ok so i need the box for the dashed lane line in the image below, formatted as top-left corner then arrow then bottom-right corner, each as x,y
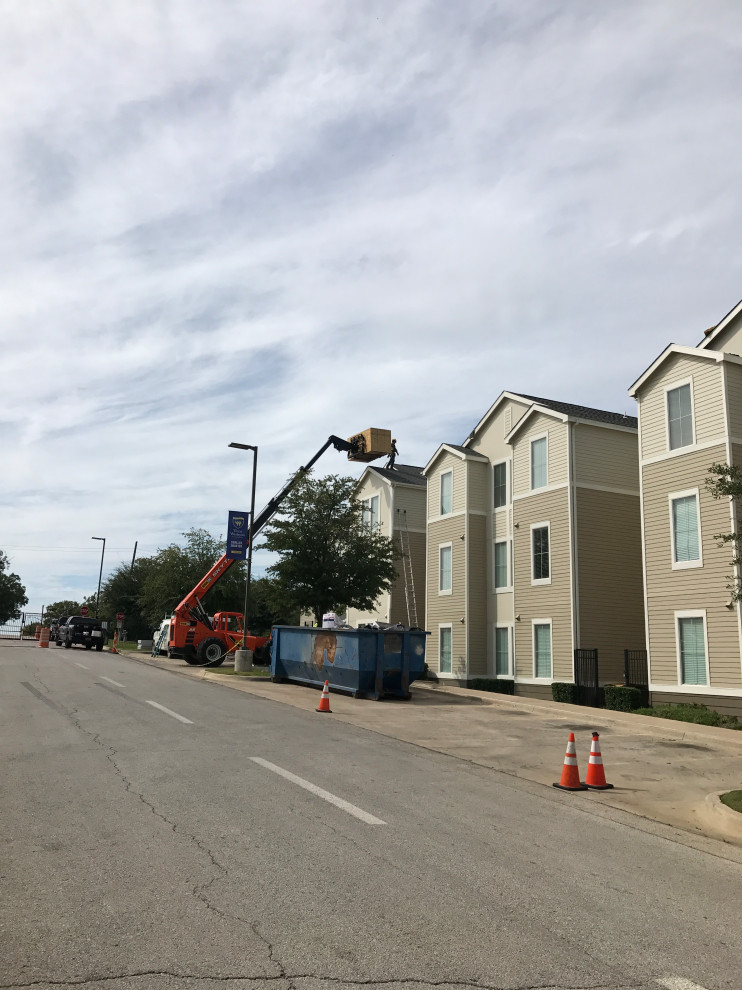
101,676 -> 125,688
250,756 -> 387,825
144,700 -> 193,724
74,662 -> 89,669
656,978 -> 711,990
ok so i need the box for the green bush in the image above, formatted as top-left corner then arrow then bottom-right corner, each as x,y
635,702 -> 742,729
467,678 -> 515,695
552,682 -> 579,704
604,684 -> 645,712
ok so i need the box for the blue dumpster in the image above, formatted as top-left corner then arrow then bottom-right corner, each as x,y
270,625 -> 428,699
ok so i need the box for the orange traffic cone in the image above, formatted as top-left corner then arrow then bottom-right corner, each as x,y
585,731 -> 613,790
553,731 -> 587,791
316,679 -> 332,713
111,631 -> 118,655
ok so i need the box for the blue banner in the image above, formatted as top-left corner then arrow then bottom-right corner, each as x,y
226,510 -> 250,560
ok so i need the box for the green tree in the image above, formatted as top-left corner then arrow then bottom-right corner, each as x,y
706,462 -> 742,600
0,552 -> 28,625
43,600 -> 82,624
245,576 -> 301,636
260,474 -> 399,622
99,559 -> 153,639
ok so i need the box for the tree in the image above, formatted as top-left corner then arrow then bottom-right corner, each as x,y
43,600 -> 82,625
246,576 -> 301,635
260,474 -> 399,622
706,462 -> 742,600
0,552 -> 28,625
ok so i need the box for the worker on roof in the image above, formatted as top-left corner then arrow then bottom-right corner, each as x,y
386,438 -> 399,470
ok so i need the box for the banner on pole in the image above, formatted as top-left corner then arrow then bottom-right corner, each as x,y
226,511 -> 250,560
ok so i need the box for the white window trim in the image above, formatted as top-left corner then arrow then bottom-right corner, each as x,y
361,494 -> 380,531
530,432 -> 549,490
664,377 -> 696,452
493,459 -> 510,510
493,539 -> 511,592
493,623 -> 513,678
438,623 -> 453,677
438,541 -> 453,595
532,618 -> 553,680
668,487 -> 703,570
530,521 -> 551,586
440,469 -> 453,516
675,609 -> 710,687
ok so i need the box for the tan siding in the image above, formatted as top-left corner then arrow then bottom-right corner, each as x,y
573,423 -> 639,490
513,489 -> 572,680
642,445 -> 742,688
725,362 -> 742,440
394,485 -> 426,532
389,531 -> 425,626
426,516 -> 467,677
427,452 -> 466,518
705,318 -> 742,357
576,489 -> 645,683
467,514 -> 488,675
512,415 -> 568,497
638,354 -> 724,461
469,398 -> 531,465
467,460 -> 489,514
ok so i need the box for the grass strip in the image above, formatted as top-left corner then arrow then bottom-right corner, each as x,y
720,790 -> 742,814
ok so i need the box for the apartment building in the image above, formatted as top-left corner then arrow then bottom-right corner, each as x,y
425,392 -> 645,698
346,463 -> 427,629
629,299 -> 742,716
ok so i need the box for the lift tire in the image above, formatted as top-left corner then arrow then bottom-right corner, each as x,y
197,638 -> 225,667
64,640 -> 72,649
183,652 -> 201,665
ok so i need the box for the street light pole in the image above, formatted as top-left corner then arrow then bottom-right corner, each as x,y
228,443 -> 258,666
92,537 -> 105,618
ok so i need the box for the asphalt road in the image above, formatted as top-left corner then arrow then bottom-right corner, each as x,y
2,640 -> 741,990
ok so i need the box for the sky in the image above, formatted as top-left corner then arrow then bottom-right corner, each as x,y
2,0 -> 742,614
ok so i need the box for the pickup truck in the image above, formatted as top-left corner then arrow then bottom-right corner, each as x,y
57,615 -> 107,651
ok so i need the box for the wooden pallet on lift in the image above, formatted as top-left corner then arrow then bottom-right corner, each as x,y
346,428 -> 393,462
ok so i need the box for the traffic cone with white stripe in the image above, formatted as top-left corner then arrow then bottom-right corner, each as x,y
585,731 -> 613,790
316,679 -> 332,713
553,731 -> 587,791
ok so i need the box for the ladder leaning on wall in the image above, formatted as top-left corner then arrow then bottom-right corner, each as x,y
396,508 -> 419,628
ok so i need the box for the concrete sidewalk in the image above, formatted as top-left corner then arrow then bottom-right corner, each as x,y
116,647 -> 742,853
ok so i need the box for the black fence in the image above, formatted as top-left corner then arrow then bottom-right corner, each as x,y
574,648 -> 601,708
0,612 -> 44,640
623,649 -> 648,688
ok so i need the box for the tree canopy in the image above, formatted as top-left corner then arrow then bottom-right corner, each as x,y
0,551 -> 28,625
260,474 -> 399,622
706,462 -> 742,600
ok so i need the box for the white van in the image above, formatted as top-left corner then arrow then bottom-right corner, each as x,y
152,617 -> 172,655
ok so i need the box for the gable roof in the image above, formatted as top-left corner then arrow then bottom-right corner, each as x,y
365,463 -> 426,488
424,443 -> 488,475
463,390 -> 533,446
628,343 -> 720,396
518,395 -> 637,429
698,298 -> 742,350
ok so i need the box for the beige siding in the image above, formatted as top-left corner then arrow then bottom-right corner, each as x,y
468,397 -> 531,466
427,452 -> 466,518
467,460 -> 489,514
638,354 -> 724,461
347,474 -> 392,626
576,489 -> 645,683
467,514 -> 488,675
704,316 -> 742,357
573,423 -> 639,491
513,489 -> 572,680
394,485 -> 426,532
512,414 -> 568,497
642,445 -> 742,688
389,530 -> 425,626
426,516 -> 467,677
725,361 -> 742,440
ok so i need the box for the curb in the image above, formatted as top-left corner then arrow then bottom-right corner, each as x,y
704,791 -> 742,834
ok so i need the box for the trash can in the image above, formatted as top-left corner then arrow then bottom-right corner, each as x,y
270,625 -> 428,699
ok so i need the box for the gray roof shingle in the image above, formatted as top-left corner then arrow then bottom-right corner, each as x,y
518,395 -> 637,430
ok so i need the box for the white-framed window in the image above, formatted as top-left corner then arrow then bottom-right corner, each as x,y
669,488 -> 702,569
532,620 -> 552,679
530,434 -> 548,490
493,461 -> 508,508
440,470 -> 453,515
494,625 -> 511,677
362,494 -> 380,531
494,540 -> 510,590
439,542 -> 452,594
666,380 -> 694,451
531,522 -> 551,585
439,624 -> 453,675
675,611 -> 709,686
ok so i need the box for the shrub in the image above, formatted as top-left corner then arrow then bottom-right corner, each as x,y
604,684 -> 645,712
467,678 -> 515,695
552,682 -> 579,704
635,702 -> 742,729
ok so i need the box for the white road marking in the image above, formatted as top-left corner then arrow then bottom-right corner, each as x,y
101,676 -> 125,688
144,700 -> 193,724
656,978 -> 711,990
250,757 -> 387,825
74,663 -> 89,670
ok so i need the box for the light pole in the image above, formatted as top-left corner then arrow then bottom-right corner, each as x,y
228,442 -> 258,669
92,537 -> 106,618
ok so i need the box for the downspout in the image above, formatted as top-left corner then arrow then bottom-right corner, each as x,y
569,421 -> 579,677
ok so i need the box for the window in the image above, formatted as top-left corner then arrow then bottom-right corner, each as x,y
677,614 -> 708,686
670,490 -> 701,568
439,543 -> 452,594
439,626 -> 452,674
440,470 -> 453,515
667,383 -> 694,450
495,626 -> 510,676
530,436 -> 547,489
493,461 -> 508,508
494,541 -> 509,589
362,494 -> 380,530
533,622 -> 552,678
531,524 -> 550,583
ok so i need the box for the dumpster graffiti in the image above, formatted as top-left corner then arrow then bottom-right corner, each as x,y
312,632 -> 337,668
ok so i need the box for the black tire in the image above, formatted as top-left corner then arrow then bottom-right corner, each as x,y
84,643 -> 93,650
96,643 -> 103,652
197,637 -> 225,667
64,640 -> 72,649
253,642 -> 271,665
183,651 -> 201,666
